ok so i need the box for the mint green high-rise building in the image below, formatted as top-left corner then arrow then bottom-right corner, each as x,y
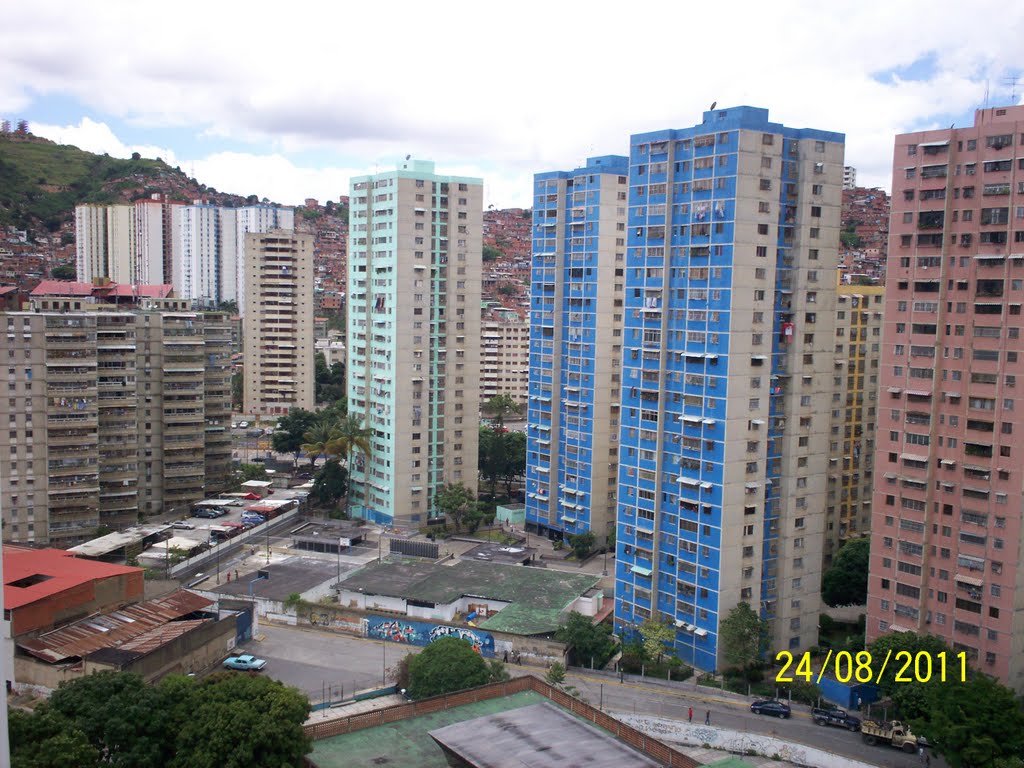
347,160 -> 483,525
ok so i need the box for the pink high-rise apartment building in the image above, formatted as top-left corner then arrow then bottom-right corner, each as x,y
867,106 -> 1024,689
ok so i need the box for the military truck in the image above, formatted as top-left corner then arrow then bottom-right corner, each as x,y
861,720 -> 922,753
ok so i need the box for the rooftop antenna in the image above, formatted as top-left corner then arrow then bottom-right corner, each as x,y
984,80 -> 990,109
1003,73 -> 1021,104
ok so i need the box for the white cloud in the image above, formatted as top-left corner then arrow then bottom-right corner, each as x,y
5,0 -> 1024,206
31,117 -> 178,166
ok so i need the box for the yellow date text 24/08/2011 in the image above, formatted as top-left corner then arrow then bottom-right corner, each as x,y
774,649 -> 969,686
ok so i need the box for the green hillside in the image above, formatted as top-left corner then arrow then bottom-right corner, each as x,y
0,134 -> 184,235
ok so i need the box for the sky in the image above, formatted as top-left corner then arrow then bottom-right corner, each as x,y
2,1 -> 1022,209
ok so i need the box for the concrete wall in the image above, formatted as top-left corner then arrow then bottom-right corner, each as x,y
169,507 -> 300,577
12,657 -> 82,692
568,592 -> 602,617
278,603 -> 567,665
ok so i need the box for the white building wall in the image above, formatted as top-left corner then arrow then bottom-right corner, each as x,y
75,204 -> 108,283
106,205 -> 136,284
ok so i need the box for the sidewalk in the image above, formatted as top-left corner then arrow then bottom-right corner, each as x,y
570,664 -> 757,706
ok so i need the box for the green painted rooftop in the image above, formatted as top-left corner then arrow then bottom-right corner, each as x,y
338,559 -> 599,635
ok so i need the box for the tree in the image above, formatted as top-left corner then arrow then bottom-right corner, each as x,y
407,637 -> 490,699
482,244 -> 502,262
237,463 -> 267,483
821,537 -> 869,606
868,631 -> 951,699
482,394 -> 521,429
50,263 -> 76,280
640,617 -> 675,665
271,408 -> 320,467
434,482 -> 483,533
555,611 -> 615,668
718,602 -> 768,672
329,414 -> 372,519
216,299 -> 237,315
912,675 -> 1024,768
487,660 -> 510,684
314,352 -> 344,404
301,420 -> 338,469
172,673 -> 310,768
9,709 -> 100,768
43,671 -> 175,767
499,431 -> 526,497
545,662 -> 567,686
478,426 -> 503,498
568,531 -> 595,561
311,459 -> 346,509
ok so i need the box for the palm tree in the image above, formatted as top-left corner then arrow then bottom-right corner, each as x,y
331,414 -> 373,518
301,421 -> 337,469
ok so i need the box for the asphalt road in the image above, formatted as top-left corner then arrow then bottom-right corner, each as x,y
243,624 -> 933,767
242,622 -> 425,704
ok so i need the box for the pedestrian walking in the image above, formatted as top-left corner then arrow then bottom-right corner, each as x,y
503,651 -> 509,663
688,707 -> 693,723
516,652 -> 523,666
705,710 -> 711,725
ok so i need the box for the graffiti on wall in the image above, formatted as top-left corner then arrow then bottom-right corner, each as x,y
365,615 -> 495,657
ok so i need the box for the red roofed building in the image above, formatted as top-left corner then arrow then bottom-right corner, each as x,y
29,279 -> 176,312
3,546 -> 143,636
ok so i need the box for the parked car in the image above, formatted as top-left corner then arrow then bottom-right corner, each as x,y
812,707 -> 861,731
172,520 -> 196,530
193,507 -> 226,519
750,700 -> 791,719
223,654 -> 266,671
238,421 -> 250,429
242,515 -> 266,525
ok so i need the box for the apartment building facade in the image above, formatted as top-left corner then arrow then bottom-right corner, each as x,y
614,107 -> 844,671
75,204 -> 136,284
1,300 -> 233,546
175,203 -> 236,306
242,230 -> 314,416
823,283 -> 884,565
135,193 -> 184,285
867,106 -> 1024,689
346,160 -> 482,526
524,156 -> 629,543
235,206 -> 295,315
480,308 -> 530,404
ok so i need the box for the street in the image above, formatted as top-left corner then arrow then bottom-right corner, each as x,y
244,624 -> 931,767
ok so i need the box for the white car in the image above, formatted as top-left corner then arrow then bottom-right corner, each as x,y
238,421 -> 250,429
172,520 -> 196,530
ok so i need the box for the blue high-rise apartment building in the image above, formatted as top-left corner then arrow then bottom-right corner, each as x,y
614,107 -> 844,670
525,156 -> 630,543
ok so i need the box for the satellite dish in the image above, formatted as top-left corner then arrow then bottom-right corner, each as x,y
710,101 -> 717,110
405,154 -> 411,160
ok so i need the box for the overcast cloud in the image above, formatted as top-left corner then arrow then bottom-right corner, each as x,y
3,0 -> 1023,207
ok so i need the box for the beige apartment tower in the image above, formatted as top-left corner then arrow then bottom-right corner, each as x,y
823,283 -> 884,565
1,303 -> 234,546
242,230 -> 314,416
